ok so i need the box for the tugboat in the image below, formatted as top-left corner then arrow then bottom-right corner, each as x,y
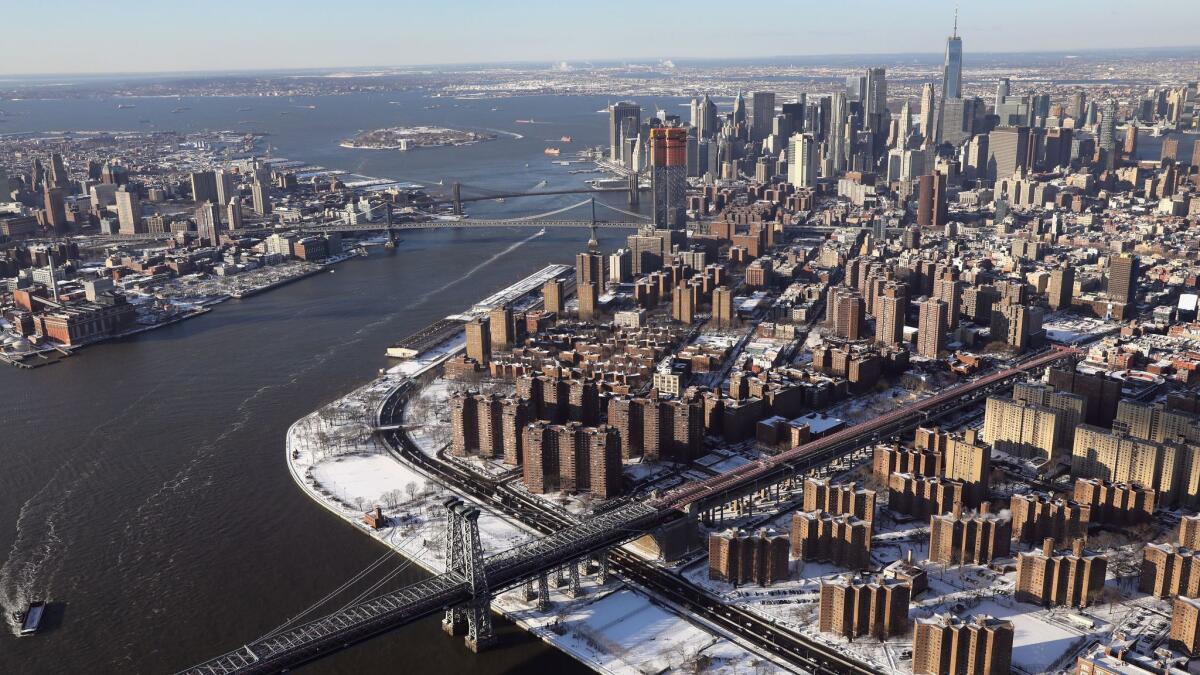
14,600 -> 45,636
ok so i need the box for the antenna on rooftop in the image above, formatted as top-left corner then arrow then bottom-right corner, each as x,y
953,5 -> 959,38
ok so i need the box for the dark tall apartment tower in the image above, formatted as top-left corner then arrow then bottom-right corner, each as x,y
465,317 -> 491,364
1048,266 -> 1074,311
577,282 -> 598,321
917,298 -> 949,358
1106,254 -> 1138,304
542,279 -> 564,315
575,251 -> 604,286
917,172 -> 947,228
488,305 -> 514,350
608,102 -> 641,162
649,127 -> 688,230
190,170 -> 219,205
49,152 -> 69,188
874,282 -> 908,346
43,187 -> 67,230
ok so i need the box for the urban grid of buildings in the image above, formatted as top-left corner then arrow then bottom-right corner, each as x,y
9,11 -> 1200,675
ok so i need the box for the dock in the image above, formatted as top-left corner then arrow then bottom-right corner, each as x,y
388,264 -> 571,359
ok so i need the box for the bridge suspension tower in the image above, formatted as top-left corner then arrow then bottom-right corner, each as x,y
587,197 -> 599,251
441,498 -> 494,652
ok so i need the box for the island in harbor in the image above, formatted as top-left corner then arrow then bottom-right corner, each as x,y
340,125 -> 496,150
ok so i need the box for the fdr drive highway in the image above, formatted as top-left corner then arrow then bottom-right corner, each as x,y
179,345 -> 1079,675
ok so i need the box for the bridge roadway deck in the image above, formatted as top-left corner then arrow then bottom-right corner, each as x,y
179,500 -> 665,675
180,347 -> 1077,674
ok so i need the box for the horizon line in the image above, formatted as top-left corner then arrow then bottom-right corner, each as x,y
3,44 -> 1200,80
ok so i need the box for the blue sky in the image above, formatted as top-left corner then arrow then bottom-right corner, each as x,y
3,0 -> 1199,76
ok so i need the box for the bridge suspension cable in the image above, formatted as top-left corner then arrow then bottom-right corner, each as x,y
593,200 -> 652,221
331,557 -> 420,614
257,530 -> 422,640
476,197 -> 595,223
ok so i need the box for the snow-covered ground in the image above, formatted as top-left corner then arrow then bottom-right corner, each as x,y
677,483 -> 1166,675
287,376 -> 787,674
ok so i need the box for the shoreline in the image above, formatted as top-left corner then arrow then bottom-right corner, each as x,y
281,384 -> 627,675
3,253 -> 358,370
282,380 -> 783,675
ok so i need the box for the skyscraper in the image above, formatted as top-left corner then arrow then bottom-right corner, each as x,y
916,172 -> 947,228
1097,99 -> 1118,170
252,180 -> 271,216
30,158 -> 45,192
750,91 -> 776,141
1106,254 -> 1138,304
936,12 -> 963,144
1068,91 -> 1086,121
608,102 -> 641,162
190,170 -> 219,204
694,94 -> 718,139
986,126 -> 1031,180
195,201 -> 224,244
788,133 -> 818,189
49,152 -> 69,189
115,188 -> 143,235
864,67 -> 888,135
43,187 -> 67,230
216,169 -> 236,208
897,100 -> 912,148
732,91 -> 747,128
918,83 -> 936,145
995,77 -> 1011,109
227,197 -> 244,230
648,127 -> 687,229
828,92 -> 848,172
941,12 -> 963,100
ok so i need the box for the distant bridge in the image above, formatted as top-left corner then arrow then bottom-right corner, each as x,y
423,176 -> 644,216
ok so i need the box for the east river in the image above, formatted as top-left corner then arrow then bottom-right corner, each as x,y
0,91 -> 649,673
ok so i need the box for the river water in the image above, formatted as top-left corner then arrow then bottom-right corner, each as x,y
0,92 -> 656,673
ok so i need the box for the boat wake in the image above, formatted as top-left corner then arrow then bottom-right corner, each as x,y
0,383 -> 167,635
407,228 -> 545,309
481,127 -> 523,140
